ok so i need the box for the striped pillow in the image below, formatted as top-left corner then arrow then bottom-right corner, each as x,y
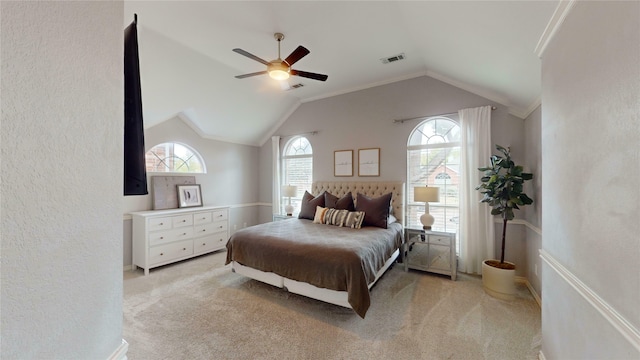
323,208 -> 348,226
313,206 -> 328,224
344,211 -> 365,229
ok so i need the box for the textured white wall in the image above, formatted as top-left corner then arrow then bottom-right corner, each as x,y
1,2 -> 125,358
541,1 -> 640,358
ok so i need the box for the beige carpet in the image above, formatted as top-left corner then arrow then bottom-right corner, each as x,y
123,251 -> 541,359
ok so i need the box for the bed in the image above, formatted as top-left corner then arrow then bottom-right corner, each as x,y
225,181 -> 404,318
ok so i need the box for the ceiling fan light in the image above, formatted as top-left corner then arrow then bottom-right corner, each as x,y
269,69 -> 290,80
268,61 -> 290,80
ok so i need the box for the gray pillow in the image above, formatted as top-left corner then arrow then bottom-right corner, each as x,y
298,191 -> 325,220
355,192 -> 392,229
324,191 -> 355,211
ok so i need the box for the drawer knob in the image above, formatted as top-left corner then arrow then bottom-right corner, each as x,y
183,233 -> 187,235
160,253 -> 164,256
182,220 -> 186,222
160,236 -> 164,239
219,225 -> 223,229
202,243 -> 206,246
183,248 -> 186,251
159,222 -> 163,225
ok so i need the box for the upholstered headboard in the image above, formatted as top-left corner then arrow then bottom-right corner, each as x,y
312,181 -> 405,225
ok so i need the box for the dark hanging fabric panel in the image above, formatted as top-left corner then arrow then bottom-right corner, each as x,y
123,15 -> 148,196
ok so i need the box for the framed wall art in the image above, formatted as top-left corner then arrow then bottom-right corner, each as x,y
334,150 -> 353,177
151,176 -> 196,210
358,148 -> 380,177
177,184 -> 203,208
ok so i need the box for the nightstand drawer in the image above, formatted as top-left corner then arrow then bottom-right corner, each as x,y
428,235 -> 451,246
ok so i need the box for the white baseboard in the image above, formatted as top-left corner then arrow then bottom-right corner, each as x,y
515,276 -> 541,308
123,265 -> 132,272
108,339 -> 128,360
540,249 -> 640,352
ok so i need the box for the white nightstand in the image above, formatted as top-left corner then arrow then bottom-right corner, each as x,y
272,214 -> 294,222
404,227 -> 457,280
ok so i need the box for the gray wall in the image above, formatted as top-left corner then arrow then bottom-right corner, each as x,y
123,116 -> 260,267
1,2 -> 125,358
540,1 -> 639,358
259,75 -> 533,276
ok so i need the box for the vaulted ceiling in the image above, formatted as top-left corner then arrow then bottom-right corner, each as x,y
124,1 -> 559,146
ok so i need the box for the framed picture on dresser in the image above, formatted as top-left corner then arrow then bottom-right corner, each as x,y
177,184 -> 202,208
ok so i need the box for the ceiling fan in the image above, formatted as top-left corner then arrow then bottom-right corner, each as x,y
233,33 -> 328,82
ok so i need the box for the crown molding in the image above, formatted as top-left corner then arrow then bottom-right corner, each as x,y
535,0 -> 577,58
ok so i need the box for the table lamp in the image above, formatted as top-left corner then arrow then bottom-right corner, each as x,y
414,186 -> 440,230
282,185 -> 298,216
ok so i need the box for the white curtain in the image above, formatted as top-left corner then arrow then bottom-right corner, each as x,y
458,106 -> 494,274
271,136 -> 281,215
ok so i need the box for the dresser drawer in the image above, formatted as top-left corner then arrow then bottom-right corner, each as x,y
149,227 -> 194,246
172,214 -> 193,228
194,222 -> 218,237
427,235 -> 451,246
210,221 -> 228,233
149,240 -> 193,265
212,209 -> 228,222
193,211 -> 213,225
193,233 -> 227,255
148,217 -> 172,231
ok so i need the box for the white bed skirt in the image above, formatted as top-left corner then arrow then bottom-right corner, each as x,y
232,248 -> 400,310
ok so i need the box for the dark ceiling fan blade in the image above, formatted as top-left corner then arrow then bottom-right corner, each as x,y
232,48 -> 270,66
290,69 -> 328,81
235,71 -> 268,79
283,46 -> 310,66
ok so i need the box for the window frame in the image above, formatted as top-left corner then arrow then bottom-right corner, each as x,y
406,116 -> 461,239
145,141 -> 207,174
280,136 -> 313,215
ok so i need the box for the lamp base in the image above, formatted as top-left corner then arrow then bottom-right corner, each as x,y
420,213 -> 435,230
284,204 -> 294,217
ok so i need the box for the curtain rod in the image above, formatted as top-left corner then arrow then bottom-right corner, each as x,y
393,106 -> 496,124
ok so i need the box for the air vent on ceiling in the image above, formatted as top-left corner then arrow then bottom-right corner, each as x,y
285,83 -> 305,91
380,53 -> 406,64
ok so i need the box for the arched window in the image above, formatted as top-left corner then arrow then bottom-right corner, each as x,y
407,116 -> 460,235
145,142 -> 206,173
281,136 -> 313,215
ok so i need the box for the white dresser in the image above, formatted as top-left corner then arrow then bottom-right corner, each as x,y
131,206 -> 229,275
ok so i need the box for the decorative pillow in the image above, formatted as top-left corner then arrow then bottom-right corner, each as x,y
324,191 -> 355,211
323,208 -> 349,226
344,211 -> 366,229
298,191 -> 325,220
313,206 -> 328,224
355,192 -> 393,229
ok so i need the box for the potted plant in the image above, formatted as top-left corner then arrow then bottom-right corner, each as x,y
476,145 -> 533,300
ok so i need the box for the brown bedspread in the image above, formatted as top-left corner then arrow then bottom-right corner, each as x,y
225,218 -> 403,318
